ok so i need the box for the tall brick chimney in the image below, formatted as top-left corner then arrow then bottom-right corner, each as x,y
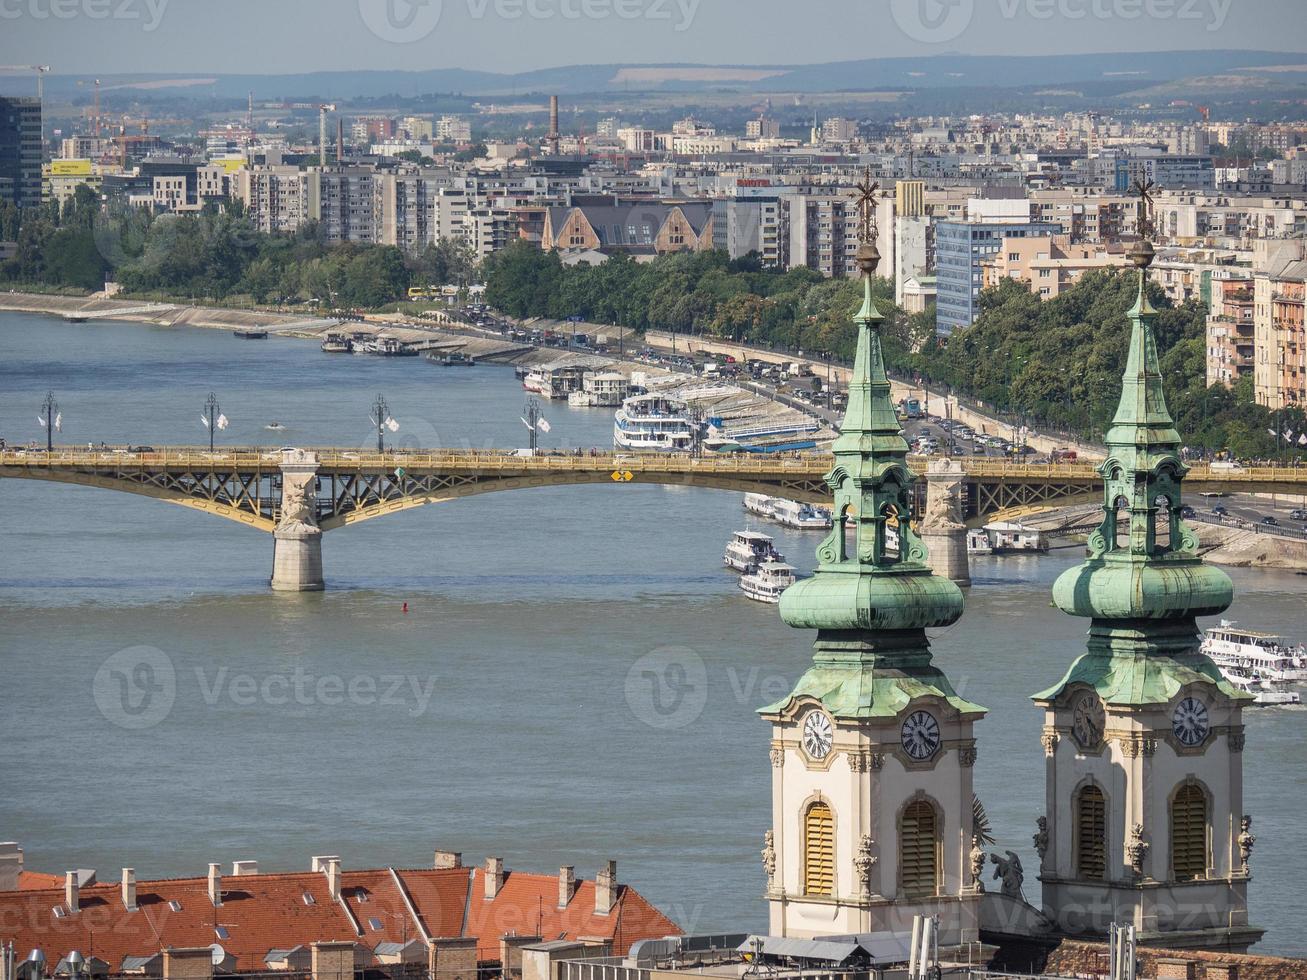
557,866 -> 576,908
594,861 -> 617,916
122,868 -> 137,911
208,864 -> 222,907
484,857 -> 504,900
65,871 -> 79,913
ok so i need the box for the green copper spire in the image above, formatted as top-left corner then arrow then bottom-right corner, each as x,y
764,176 -> 980,722
1038,217 -> 1241,707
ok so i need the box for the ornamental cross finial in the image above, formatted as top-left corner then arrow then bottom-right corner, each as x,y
1131,177 -> 1156,241
854,166 -> 880,245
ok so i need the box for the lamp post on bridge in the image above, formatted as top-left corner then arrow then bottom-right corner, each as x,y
39,391 -> 59,453
202,392 -> 221,453
371,395 -> 392,454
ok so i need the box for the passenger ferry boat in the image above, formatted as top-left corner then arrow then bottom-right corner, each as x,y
739,561 -> 797,603
613,394 -> 697,452
724,530 -> 785,573
568,372 -> 631,408
743,493 -> 776,520
1222,667 -> 1302,706
967,528 -> 994,555
1201,621 -> 1307,684
771,498 -> 832,530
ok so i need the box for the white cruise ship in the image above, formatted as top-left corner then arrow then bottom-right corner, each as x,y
743,494 -> 831,530
740,561 -> 797,603
1202,621 -> 1307,685
613,394 -> 697,452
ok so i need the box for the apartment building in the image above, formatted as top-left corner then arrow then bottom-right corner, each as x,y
308,167 -> 381,243
1253,240 -> 1307,410
236,165 -> 309,234
980,234 -> 1128,299
437,115 -> 472,143
1206,273 -> 1256,388
711,194 -> 783,266
1153,194 -> 1307,245
935,202 -> 1059,334
746,117 -> 781,140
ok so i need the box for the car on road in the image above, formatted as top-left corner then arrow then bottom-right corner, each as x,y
1212,505 -> 1229,517
1260,516 -> 1280,526
1180,505 -> 1197,519
1290,509 -> 1307,521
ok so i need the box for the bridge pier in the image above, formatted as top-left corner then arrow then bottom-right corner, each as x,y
919,458 -> 971,588
271,524 -> 324,592
270,450 -> 325,592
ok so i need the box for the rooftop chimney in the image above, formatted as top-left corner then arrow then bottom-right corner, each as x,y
484,857 -> 504,901
594,861 -> 617,916
433,850 -> 462,870
325,858 -> 341,902
231,861 -> 259,877
0,843 -> 21,892
122,868 -> 137,912
557,866 -> 576,908
64,871 -> 79,914
311,855 -> 340,873
207,864 -> 222,907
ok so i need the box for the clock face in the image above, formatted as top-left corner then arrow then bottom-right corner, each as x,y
900,710 -> 941,761
802,711 -> 834,760
1172,697 -> 1210,747
1071,693 -> 1105,751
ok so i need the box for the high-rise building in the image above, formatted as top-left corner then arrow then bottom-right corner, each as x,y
0,96 -> 42,210
935,205 -> 1059,334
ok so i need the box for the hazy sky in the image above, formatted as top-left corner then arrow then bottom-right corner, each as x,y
0,0 -> 1304,76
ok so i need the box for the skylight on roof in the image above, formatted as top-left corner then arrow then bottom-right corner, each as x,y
367,918 -> 383,932
302,892 -> 315,906
168,900 -> 182,912
215,927 -> 229,940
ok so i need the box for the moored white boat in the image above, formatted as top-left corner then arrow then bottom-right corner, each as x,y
743,493 -> 777,520
740,561 -> 797,603
1222,667 -> 1302,706
614,394 -> 697,452
724,530 -> 784,573
967,528 -> 994,555
770,498 -> 833,530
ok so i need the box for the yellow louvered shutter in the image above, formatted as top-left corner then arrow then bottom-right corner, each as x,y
804,802 -> 834,896
1171,784 -> 1208,882
900,800 -> 939,899
1077,785 -> 1107,880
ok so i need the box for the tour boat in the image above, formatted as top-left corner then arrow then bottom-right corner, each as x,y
724,530 -> 785,573
613,394 -> 697,452
739,561 -> 797,603
1201,621 -> 1307,684
967,528 -> 994,555
770,498 -> 833,530
1221,667 -> 1302,706
743,493 -> 777,520
321,333 -> 351,353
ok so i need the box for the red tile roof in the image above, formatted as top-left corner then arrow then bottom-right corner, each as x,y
18,871 -> 63,890
0,865 -> 679,972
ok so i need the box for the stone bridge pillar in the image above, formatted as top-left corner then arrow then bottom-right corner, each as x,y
271,450 -> 324,592
919,458 -> 970,588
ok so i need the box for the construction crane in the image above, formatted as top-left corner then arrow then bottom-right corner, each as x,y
0,65 -> 50,100
77,77 -> 102,137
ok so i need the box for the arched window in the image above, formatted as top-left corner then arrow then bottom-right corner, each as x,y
900,799 -> 940,899
1076,784 -> 1107,880
803,801 -> 834,896
1154,495 -> 1173,553
1113,496 -> 1131,551
1171,783 -> 1209,882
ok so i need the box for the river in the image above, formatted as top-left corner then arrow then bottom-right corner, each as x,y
0,312 -> 1303,954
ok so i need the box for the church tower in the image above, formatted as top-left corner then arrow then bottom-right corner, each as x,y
760,175 -> 987,947
1032,210 -> 1263,951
